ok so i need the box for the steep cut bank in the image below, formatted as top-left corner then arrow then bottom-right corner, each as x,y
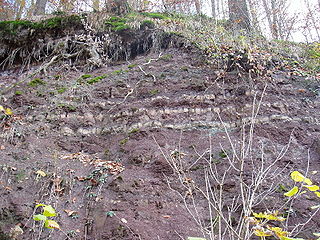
0,12 -> 319,240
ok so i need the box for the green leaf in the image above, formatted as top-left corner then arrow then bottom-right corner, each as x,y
33,214 -> 47,221
187,238 -> 207,240
313,233 -> 320,237
284,186 -> 299,197
43,205 -> 56,217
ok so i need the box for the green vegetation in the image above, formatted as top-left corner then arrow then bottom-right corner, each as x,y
119,138 -> 129,145
28,78 -> 46,87
14,90 -> 23,95
87,75 -> 107,84
81,74 -> 92,79
58,103 -> 76,111
33,204 -> 60,230
105,16 -> 130,32
112,69 -> 124,75
149,89 -> 159,95
129,128 -> 140,135
57,87 -> 67,94
0,15 -> 81,36
127,64 -> 137,69
159,54 -> 173,61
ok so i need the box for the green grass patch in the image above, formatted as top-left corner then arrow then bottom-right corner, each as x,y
57,87 -> 67,94
14,90 -> 23,95
0,15 -> 81,36
81,74 -> 92,79
28,78 -> 46,87
105,16 -> 130,32
87,75 -> 107,84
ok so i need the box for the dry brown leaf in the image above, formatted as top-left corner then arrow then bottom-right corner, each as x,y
64,209 -> 78,217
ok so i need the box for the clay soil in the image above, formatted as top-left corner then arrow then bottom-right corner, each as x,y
0,47 -> 319,240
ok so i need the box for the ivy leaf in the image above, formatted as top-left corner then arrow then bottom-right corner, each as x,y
290,171 -> 312,185
284,186 -> 299,197
44,220 -> 60,229
33,214 -> 47,221
43,205 -> 56,217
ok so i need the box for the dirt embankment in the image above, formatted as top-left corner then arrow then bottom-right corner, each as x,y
0,14 -> 320,240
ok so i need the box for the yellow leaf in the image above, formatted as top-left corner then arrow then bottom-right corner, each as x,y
303,185 -> 320,191
253,211 -> 285,221
315,192 -> 320,198
290,171 -> 312,185
36,170 -> 47,177
280,237 -> 305,240
254,230 -> 272,237
284,186 -> 299,197
310,205 -> 320,209
44,220 -> 60,229
268,226 -> 288,237
0,105 -> 4,111
4,108 -> 13,115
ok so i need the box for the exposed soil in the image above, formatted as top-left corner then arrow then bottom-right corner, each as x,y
0,32 -> 320,240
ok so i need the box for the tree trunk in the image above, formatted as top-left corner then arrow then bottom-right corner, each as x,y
195,0 -> 201,14
270,0 -> 279,39
33,0 -> 47,15
106,0 -> 129,15
211,0 -> 216,18
227,0 -> 251,31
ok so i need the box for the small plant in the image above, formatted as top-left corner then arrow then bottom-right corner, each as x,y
159,54 -> 173,61
149,89 -> 159,95
129,128 -> 140,135
105,17 -> 130,32
33,204 -> 60,230
57,87 -> 67,94
81,74 -> 92,79
119,138 -> 129,145
14,90 -> 23,95
28,78 -> 46,87
87,75 -> 107,84
127,64 -> 137,69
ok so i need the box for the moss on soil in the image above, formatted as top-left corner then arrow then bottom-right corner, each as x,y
0,15 -> 81,36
